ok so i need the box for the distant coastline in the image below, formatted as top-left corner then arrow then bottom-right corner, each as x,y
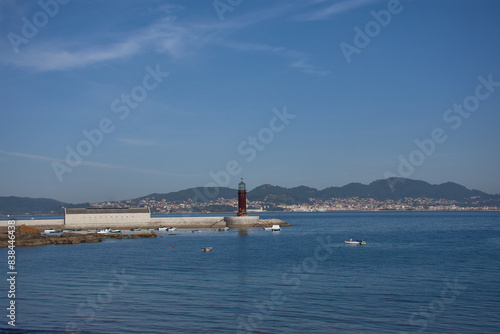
1,178 -> 499,216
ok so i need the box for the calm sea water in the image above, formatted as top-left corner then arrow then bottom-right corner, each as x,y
1,212 -> 499,333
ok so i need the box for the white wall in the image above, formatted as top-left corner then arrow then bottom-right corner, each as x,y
2,216 -> 231,229
150,217 -> 226,228
64,212 -> 151,227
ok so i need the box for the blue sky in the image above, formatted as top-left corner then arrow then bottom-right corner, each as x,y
1,0 -> 500,203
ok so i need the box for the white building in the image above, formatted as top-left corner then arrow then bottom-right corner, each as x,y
64,207 -> 151,227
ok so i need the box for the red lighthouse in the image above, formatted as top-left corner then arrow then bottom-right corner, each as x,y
237,178 -> 248,216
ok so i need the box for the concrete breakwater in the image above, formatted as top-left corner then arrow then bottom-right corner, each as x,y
0,217 -> 290,229
1,206 -> 291,229
0,219 -> 64,227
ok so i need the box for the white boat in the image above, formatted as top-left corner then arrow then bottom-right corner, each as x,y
219,227 -> 229,231
44,229 -> 56,234
344,239 -> 366,245
158,227 -> 176,232
97,228 -> 111,234
271,224 -> 281,231
201,247 -> 213,252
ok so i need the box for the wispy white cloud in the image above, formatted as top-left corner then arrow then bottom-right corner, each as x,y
223,41 -> 329,76
3,15 -> 193,71
0,149 -> 62,164
293,0 -> 381,21
290,59 -> 330,76
0,149 -> 189,177
1,2 -> 330,76
157,3 -> 185,14
6,40 -> 141,72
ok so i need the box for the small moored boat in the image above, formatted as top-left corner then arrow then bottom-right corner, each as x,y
264,225 -> 281,231
158,227 -> 176,232
201,247 -> 213,252
97,228 -> 111,234
344,239 -> 366,245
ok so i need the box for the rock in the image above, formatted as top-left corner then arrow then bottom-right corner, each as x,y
0,228 -> 157,248
255,219 -> 291,227
81,234 -> 102,243
18,225 -> 40,234
20,239 -> 51,247
15,225 -> 42,239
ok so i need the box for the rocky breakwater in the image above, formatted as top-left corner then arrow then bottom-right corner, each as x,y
0,226 -> 157,248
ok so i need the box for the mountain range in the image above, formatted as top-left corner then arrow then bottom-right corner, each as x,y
1,178 -> 499,215
0,197 -> 90,216
142,177 -> 498,204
